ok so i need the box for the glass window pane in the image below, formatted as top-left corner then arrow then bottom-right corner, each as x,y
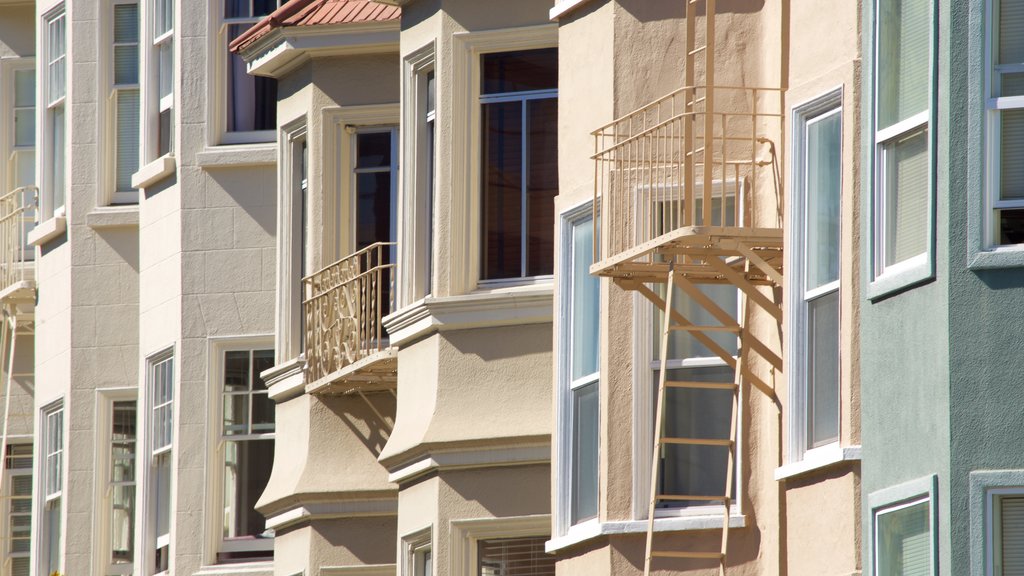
155,454 -> 171,538
159,40 -> 173,100
477,537 -> 556,576
356,132 -> 392,169
14,69 -> 34,107
223,439 -> 274,539
999,208 -> 1024,244
253,349 -> 274,389
52,104 -> 66,211
14,109 -> 34,148
115,45 -> 139,85
876,500 -> 931,576
111,484 -> 135,563
226,24 -> 277,132
526,98 -> 557,277
223,393 -> 249,435
877,0 -> 930,129
654,284 -> 738,361
114,3 -> 139,43
1001,109 -> 1024,201
224,351 -> 250,392
481,48 -> 558,95
571,217 -> 598,380
426,70 -> 436,114
253,0 -> 278,17
1000,496 -> 1024,573
883,127 -> 928,268
156,0 -> 173,36
999,0 -> 1024,65
571,381 -> 598,524
481,101 -> 523,280
355,172 -> 393,250
657,365 -> 735,506
805,111 -> 842,291
116,89 -> 140,192
159,107 -> 173,157
807,290 -> 840,448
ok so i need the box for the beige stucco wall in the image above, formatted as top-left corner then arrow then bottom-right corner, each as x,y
0,3 -> 34,59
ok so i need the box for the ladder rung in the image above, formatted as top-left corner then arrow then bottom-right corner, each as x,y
660,437 -> 733,447
688,46 -> 707,56
652,551 -> 724,560
665,380 -> 737,390
669,325 -> 741,333
656,494 -> 730,502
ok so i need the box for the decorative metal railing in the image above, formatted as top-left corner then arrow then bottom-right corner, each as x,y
303,242 -> 396,384
591,85 -> 783,268
0,186 -> 35,295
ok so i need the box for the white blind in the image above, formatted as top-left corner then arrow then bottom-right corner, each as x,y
878,0 -> 930,129
1000,0 -> 1024,65
886,127 -> 929,266
1001,496 -> 1024,575
478,537 -> 555,576
116,90 -> 140,192
113,3 -> 139,86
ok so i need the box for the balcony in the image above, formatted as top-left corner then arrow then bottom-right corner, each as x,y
0,186 -> 35,304
590,85 -> 784,284
303,242 -> 397,395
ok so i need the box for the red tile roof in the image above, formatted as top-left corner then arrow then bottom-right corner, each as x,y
230,0 -> 400,53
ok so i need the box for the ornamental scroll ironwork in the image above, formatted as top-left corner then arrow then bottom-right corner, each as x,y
303,242 -> 395,383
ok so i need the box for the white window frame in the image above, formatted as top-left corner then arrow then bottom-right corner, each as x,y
36,400 -> 63,576
350,125 -> 399,261
3,441 -> 32,576
449,515 -> 550,576
278,119 -> 307,363
868,474 -> 938,576
40,5 -> 67,221
869,0 -> 937,299
93,388 -> 139,576
449,25 -> 557,295
103,0 -> 141,205
142,0 -> 174,163
969,470 -> 1024,576
401,527 -> 432,576
399,42 -> 436,307
210,0 -> 281,146
787,88 -> 843,464
141,347 -> 174,576
205,337 -> 275,565
555,200 -> 600,537
2,59 -> 36,194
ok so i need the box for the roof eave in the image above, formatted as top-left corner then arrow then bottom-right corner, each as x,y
239,20 -> 400,79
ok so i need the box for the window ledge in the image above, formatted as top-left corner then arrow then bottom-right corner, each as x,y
968,245 -> 1024,269
86,205 -> 139,230
263,355 -> 306,402
132,155 -> 176,189
382,287 -> 554,347
774,445 -> 862,481
867,254 -> 933,301
193,561 -> 274,576
196,144 -> 276,169
27,216 -> 66,247
545,514 -> 746,553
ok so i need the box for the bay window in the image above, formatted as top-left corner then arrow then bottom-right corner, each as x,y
872,0 -> 934,291
110,1 -> 140,203
219,348 -> 275,562
790,91 -> 842,460
480,48 -> 558,282
42,6 -> 66,220
222,0 -> 279,143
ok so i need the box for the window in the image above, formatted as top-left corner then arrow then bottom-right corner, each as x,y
870,475 -> 937,576
404,528 -> 431,576
150,0 -> 174,158
4,444 -> 32,576
9,65 -> 35,192
148,352 -> 173,574
559,206 -> 599,529
42,7 -> 67,220
479,48 -> 558,282
790,92 -> 842,460
351,127 -> 398,310
110,1 -> 140,204
109,400 -> 137,575
219,348 -> 275,562
415,547 -> 432,576
986,0 -> 1024,245
477,537 -> 555,576
872,0 -> 934,291
221,0 -> 279,143
989,491 -> 1024,575
39,403 -> 63,576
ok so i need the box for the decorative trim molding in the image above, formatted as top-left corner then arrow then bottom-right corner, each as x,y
386,444 -> 550,484
545,515 -> 747,553
451,515 -> 550,576
263,356 -> 306,402
549,0 -> 595,20
243,22 -> 400,78
264,498 -> 399,532
382,287 -> 553,346
321,565 -> 396,576
196,144 -> 277,169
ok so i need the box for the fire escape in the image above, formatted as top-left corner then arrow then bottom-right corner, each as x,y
589,1 -> 783,574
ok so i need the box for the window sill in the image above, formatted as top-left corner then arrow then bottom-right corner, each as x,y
86,205 -> 139,230
132,155 -> 176,189
196,144 -> 276,169
263,355 -> 306,402
968,244 -> 1024,269
27,216 -> 66,247
545,514 -> 746,553
867,253 -> 933,301
382,287 -> 554,347
774,444 -> 861,481
194,561 -> 274,576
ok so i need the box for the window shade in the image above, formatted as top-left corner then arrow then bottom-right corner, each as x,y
477,537 -> 555,576
877,0 -> 930,129
876,500 -> 931,576
1000,0 -> 1024,65
805,110 -> 842,291
116,90 -> 140,192
885,127 -> 929,267
1001,496 -> 1024,575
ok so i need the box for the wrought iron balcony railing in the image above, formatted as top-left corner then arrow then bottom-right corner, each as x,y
0,186 -> 35,297
303,242 -> 396,387
591,85 -> 782,274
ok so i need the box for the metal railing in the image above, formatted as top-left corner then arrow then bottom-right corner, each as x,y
591,85 -> 782,267
303,242 -> 396,384
0,186 -> 35,295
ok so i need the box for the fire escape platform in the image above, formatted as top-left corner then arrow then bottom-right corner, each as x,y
591,226 -> 783,286
305,348 -> 397,397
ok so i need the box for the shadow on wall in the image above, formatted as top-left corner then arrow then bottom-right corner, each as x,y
445,324 -> 551,363
617,0 -> 765,21
446,464 -> 551,518
206,168 -> 276,237
315,515 -> 398,565
328,392 -> 394,458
